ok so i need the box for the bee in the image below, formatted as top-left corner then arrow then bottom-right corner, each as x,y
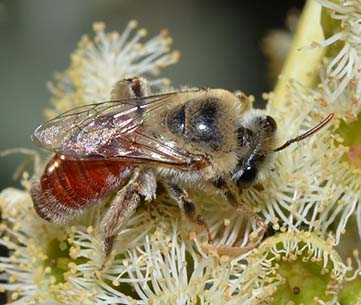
31,77 -> 333,255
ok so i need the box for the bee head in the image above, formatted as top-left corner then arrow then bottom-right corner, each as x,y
231,112 -> 277,189
231,111 -> 334,189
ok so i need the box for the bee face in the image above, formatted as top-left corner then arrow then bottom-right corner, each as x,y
232,113 -> 277,188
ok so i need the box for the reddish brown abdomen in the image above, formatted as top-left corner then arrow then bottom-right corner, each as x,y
31,154 -> 133,223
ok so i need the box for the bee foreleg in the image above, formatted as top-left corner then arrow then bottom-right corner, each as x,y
165,183 -> 212,243
213,178 -> 267,240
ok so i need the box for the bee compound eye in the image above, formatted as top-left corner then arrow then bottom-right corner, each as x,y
168,105 -> 186,135
265,115 -> 277,132
237,163 -> 258,188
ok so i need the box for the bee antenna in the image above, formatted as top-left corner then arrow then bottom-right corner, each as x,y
274,113 -> 334,152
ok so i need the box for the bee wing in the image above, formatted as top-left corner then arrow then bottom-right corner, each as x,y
33,91 -> 208,170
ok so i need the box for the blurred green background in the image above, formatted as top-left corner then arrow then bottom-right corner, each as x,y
0,0 -> 304,190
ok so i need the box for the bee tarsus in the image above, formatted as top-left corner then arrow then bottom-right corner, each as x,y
165,182 -> 213,243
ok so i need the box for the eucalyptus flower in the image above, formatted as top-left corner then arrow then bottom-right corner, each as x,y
239,231 -> 347,305
45,21 -> 179,119
0,181 -> 258,305
341,249 -> 361,304
237,80 -> 361,245
316,0 -> 361,111
0,187 -> 63,304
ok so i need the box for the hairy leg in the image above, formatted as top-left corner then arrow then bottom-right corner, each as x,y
165,182 -> 212,243
213,178 -> 267,241
100,172 -> 141,259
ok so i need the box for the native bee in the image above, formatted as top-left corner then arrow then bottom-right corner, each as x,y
31,77 -> 333,255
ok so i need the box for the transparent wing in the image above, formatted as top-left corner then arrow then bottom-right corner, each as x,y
33,92 -> 208,169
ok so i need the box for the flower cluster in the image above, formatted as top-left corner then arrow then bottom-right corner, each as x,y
2,2 -> 361,303
1,185 -> 353,305
317,0 -> 361,116
45,21 -> 179,119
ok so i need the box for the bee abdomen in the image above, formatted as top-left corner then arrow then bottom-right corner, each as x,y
31,155 -> 132,223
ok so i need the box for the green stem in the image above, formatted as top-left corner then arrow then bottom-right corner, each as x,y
271,0 -> 325,108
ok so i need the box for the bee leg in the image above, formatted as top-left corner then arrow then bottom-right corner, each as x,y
165,183 -> 212,243
100,179 -> 141,261
111,77 -> 150,100
213,178 -> 267,241
104,235 -> 116,259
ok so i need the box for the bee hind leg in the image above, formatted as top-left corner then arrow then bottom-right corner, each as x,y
165,182 -> 212,243
100,178 -> 141,262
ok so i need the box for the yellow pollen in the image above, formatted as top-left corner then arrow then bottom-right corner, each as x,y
162,78 -> 171,86
87,226 -> 94,234
11,292 -> 19,300
172,50 -> 181,62
93,22 -> 106,32
128,20 -> 138,29
221,255 -> 230,263
160,29 -> 169,36
9,274 -> 17,283
273,223 -> 280,230
138,28 -> 147,37
164,37 -> 173,45
110,31 -> 119,40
